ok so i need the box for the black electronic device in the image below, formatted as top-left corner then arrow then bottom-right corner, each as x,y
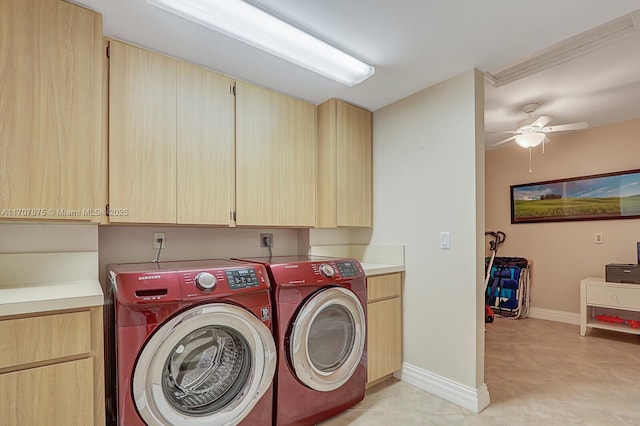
606,264 -> 640,284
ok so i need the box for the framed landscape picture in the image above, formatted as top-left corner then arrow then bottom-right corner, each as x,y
511,169 -> 640,224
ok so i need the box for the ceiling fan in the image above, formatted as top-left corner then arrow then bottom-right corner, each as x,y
492,103 -> 588,149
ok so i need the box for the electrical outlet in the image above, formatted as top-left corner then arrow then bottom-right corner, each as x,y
594,232 -> 603,244
260,233 -> 273,247
154,232 -> 166,249
440,231 -> 451,249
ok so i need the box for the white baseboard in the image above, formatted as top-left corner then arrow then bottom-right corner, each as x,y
394,362 -> 490,413
527,307 -> 580,325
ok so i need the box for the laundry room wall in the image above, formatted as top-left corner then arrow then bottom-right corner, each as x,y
365,69 -> 487,409
98,226 -> 300,288
485,118 -> 640,320
0,223 -> 98,253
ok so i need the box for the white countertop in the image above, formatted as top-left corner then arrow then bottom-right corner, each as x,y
0,280 -> 103,316
0,252 -> 103,317
360,262 -> 405,276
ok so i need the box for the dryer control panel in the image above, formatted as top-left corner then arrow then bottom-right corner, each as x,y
311,260 -> 363,280
233,255 -> 364,285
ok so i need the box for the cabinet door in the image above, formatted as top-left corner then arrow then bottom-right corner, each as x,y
0,0 -> 102,220
336,101 -> 372,227
0,358 -> 94,426
0,311 -> 91,370
316,99 -> 338,227
367,273 -> 402,302
367,297 -> 402,383
109,41 -> 177,223
177,62 -> 235,225
235,81 -> 316,226
317,99 -> 372,227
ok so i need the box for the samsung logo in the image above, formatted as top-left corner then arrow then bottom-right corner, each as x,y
138,275 -> 162,280
284,265 -> 299,269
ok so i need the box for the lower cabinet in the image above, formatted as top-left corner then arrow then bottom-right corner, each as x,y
0,358 -> 94,425
366,273 -> 403,385
0,307 -> 104,425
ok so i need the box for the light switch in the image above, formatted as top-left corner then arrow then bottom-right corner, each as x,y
440,231 -> 451,249
595,232 -> 603,244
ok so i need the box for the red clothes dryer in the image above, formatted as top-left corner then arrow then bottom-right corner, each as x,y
235,255 -> 367,426
105,259 -> 276,426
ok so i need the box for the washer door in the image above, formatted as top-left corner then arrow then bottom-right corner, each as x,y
289,287 -> 366,391
133,303 -> 276,426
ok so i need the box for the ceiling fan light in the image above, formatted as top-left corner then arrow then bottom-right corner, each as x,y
515,132 -> 546,148
147,0 -> 375,86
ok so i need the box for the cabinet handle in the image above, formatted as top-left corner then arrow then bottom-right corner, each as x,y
613,294 -> 618,303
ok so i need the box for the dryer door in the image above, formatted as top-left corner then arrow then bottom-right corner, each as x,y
289,287 -> 366,391
132,303 -> 276,426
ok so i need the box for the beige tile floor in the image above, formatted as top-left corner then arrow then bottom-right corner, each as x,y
320,317 -> 640,425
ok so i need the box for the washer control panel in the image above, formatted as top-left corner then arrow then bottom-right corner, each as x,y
109,261 -> 271,304
336,260 -> 359,278
225,268 -> 260,289
182,266 -> 265,298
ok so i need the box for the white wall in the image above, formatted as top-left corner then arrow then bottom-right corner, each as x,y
98,225 -> 301,288
307,228 -> 352,246
0,223 -> 98,253
369,69 -> 486,393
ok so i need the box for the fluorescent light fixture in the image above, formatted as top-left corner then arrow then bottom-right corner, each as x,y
147,0 -> 375,86
515,132 -> 545,148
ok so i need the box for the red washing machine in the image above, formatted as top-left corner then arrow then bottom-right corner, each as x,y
234,255 -> 367,426
105,259 -> 277,426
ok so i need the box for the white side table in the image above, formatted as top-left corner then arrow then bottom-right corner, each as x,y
580,277 -> 640,336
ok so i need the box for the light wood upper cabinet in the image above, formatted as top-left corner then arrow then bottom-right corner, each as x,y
0,0 -> 103,221
107,41 -> 316,227
109,40 -> 177,223
109,41 -> 235,225
177,62 -> 234,225
337,100 -> 372,226
317,99 -> 372,227
235,81 -> 316,226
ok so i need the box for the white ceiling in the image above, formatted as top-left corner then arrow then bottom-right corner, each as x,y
74,0 -> 640,147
